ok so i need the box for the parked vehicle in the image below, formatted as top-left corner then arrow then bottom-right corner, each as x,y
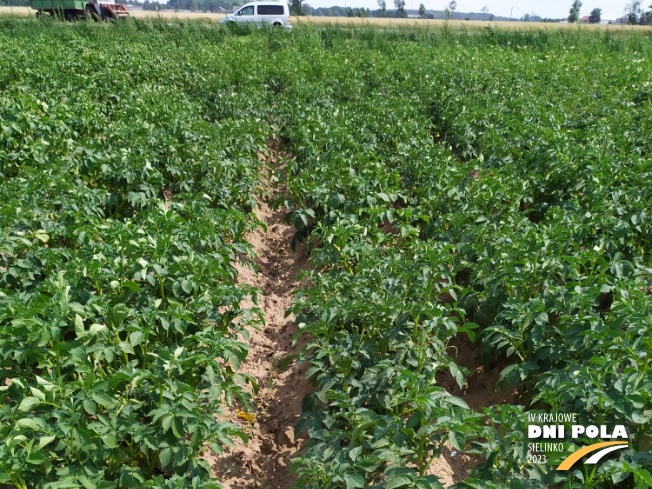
31,0 -> 129,21
219,1 -> 292,29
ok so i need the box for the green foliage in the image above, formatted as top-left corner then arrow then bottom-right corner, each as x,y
290,0 -> 303,16
377,0 -> 386,16
1,19 -> 652,489
568,0 -> 581,23
270,25 -> 652,489
588,8 -> 601,23
393,0 -> 405,18
0,18 -> 274,489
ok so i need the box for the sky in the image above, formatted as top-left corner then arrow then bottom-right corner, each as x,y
304,0 -> 634,21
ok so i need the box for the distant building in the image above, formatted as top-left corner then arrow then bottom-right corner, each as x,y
580,15 -> 589,23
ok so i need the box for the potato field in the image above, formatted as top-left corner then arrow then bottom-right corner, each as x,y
0,18 -> 651,489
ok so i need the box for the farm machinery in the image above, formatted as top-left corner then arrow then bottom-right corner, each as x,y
32,0 -> 130,21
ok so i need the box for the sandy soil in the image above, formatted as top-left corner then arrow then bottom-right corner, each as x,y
425,335 -> 522,486
427,442 -> 481,487
439,335 -> 522,410
205,139 -> 312,489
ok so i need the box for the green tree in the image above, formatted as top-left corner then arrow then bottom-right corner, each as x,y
394,0 -> 406,17
448,0 -> 456,19
481,6 -> 489,20
568,0 -> 581,22
418,2 -> 425,17
627,0 -> 641,24
588,7 -> 600,23
377,0 -> 386,16
641,4 -> 652,24
290,0 -> 302,15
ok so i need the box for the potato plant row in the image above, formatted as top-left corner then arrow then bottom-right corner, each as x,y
0,20 -> 279,489
271,28 -> 652,488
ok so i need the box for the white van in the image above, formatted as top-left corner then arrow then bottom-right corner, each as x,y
219,1 -> 292,29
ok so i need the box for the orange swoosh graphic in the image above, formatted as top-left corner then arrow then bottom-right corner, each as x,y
556,441 -> 628,470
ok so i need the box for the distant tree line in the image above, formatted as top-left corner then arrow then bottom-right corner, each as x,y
165,0 -> 238,12
624,1 -> 652,24
291,3 -> 517,20
0,0 -> 31,6
567,1 -> 652,25
144,1 -> 162,10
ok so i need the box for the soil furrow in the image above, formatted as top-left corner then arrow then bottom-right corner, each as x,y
208,139 -> 311,489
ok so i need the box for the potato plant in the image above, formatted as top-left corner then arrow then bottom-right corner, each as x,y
1,18 -> 652,489
272,26 -> 652,489
0,19 -> 276,489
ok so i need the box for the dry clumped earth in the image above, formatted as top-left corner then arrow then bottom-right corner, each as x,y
205,139 -> 521,489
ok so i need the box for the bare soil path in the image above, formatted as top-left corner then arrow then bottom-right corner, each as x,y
207,139 -> 312,489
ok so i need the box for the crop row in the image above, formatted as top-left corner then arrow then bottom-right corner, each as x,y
270,27 -> 652,488
0,21 -> 278,489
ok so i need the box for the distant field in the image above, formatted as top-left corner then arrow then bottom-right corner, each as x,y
1,6 -> 651,31
294,16 -> 652,31
129,9 -> 224,20
0,6 -> 31,15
